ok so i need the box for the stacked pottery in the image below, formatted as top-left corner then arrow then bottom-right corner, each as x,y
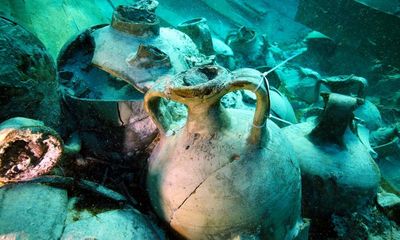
283,93 -> 381,219
145,65 -> 307,239
57,2 -> 203,158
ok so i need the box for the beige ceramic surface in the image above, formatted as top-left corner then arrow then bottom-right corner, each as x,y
145,66 -> 303,239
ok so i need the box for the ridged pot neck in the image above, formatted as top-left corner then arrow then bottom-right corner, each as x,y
111,5 -> 160,37
308,93 -> 361,146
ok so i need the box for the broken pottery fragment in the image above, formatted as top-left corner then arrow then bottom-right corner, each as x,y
283,93 -> 381,219
0,117 -> 63,183
0,17 -> 60,128
277,66 -> 324,105
57,24 -> 151,159
145,65 -> 306,239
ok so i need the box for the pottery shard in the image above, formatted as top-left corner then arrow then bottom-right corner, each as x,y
61,209 -> 160,240
0,183 -> 68,240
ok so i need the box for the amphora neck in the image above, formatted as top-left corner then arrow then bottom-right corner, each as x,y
309,93 -> 360,146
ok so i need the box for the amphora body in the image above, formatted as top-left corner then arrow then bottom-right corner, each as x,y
283,93 -> 381,218
145,66 -> 304,239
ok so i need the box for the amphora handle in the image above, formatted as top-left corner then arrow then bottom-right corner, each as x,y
228,68 -> 270,144
144,66 -> 270,145
318,75 -> 368,98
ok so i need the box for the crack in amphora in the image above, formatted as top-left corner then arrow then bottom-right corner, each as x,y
168,157 -> 237,224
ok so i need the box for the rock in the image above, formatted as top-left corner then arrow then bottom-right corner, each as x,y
0,17 -> 61,128
61,209 -> 161,240
0,183 -> 68,239
0,179 -> 165,239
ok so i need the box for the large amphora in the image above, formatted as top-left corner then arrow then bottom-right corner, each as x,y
144,66 -> 305,239
283,93 -> 381,219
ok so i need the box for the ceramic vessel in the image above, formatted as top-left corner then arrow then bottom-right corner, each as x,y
91,3 -> 204,92
57,2 -> 201,157
145,65 -> 304,239
225,26 -> 266,67
283,93 -> 381,218
320,75 -> 383,130
177,18 -> 214,56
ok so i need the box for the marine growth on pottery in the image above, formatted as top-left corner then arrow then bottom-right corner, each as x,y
145,65 -> 306,239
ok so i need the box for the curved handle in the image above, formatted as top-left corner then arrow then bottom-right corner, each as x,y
144,68 -> 270,145
144,78 -> 176,135
228,69 -> 270,144
320,75 -> 368,98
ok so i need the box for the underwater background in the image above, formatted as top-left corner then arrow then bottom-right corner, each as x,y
0,0 -> 399,239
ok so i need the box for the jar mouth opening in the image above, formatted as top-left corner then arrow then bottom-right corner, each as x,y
165,66 -> 230,99
238,27 -> 256,41
181,66 -> 223,87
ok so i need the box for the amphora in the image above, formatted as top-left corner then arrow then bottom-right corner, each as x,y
145,65 -> 305,239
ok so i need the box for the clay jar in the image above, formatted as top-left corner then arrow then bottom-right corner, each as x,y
91,4 -> 202,92
226,26 -> 265,66
320,75 -> 383,130
177,18 -> 214,56
57,2 -> 201,158
283,93 -> 381,219
145,65 -> 303,239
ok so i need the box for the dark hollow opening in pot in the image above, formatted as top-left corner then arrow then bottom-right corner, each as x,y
0,139 -> 44,178
238,27 -> 256,41
198,66 -> 219,80
144,46 -> 168,60
131,45 -> 171,69
182,66 -> 219,86
116,5 -> 157,24
58,24 -> 142,101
